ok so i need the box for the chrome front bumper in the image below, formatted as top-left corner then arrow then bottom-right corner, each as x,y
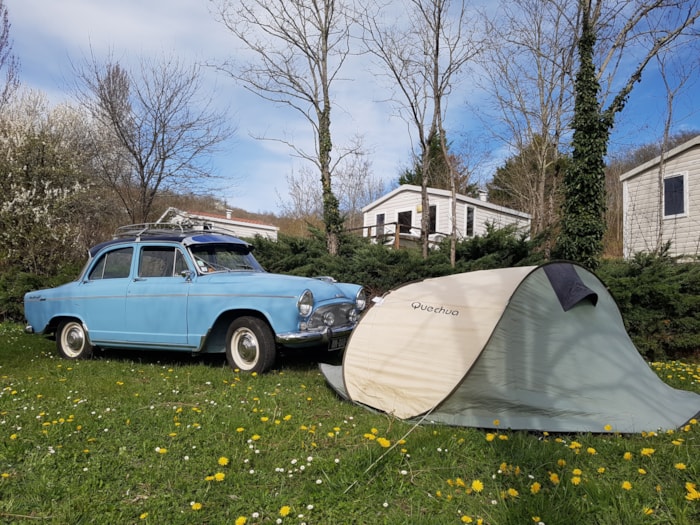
276,323 -> 355,347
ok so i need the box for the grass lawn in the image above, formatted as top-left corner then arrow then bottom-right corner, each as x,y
1,322 -> 699,524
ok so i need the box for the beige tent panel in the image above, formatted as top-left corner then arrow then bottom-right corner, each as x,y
343,266 -> 535,418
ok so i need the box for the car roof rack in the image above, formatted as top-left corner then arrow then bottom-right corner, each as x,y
114,222 -> 227,240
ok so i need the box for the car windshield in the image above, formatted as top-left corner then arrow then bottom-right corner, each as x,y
189,243 -> 264,273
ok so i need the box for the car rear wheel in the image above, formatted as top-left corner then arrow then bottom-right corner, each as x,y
56,320 -> 94,360
225,317 -> 276,373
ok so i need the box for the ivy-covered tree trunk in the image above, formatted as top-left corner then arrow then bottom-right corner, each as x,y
319,87 -> 342,256
555,3 -> 611,270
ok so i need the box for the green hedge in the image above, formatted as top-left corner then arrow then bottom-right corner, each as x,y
3,228 -> 698,361
597,254 -> 700,361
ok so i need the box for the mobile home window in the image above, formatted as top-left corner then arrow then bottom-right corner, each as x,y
466,206 -> 474,237
398,210 -> 412,234
664,174 -> 685,217
429,205 -> 437,234
376,213 -> 385,237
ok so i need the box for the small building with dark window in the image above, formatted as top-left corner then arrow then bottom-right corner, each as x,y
620,135 -> 699,259
361,185 -> 530,248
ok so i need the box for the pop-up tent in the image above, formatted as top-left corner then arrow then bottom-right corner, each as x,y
321,262 -> 700,433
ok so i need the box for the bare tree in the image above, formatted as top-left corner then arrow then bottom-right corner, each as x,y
334,152 -> 385,230
72,53 -> 232,223
212,0 -> 356,255
277,144 -> 383,231
0,0 -> 19,110
475,0 -> 577,253
277,166 -> 324,221
360,0 -> 480,262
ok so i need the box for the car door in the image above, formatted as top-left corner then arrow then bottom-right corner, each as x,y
124,245 -> 191,348
79,246 -> 133,343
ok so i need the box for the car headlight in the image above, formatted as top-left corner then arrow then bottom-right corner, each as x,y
298,290 -> 314,317
355,288 -> 367,311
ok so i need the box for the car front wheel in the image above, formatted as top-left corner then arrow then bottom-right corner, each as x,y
57,320 -> 94,359
225,317 -> 276,373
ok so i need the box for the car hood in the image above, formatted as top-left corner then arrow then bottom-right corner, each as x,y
196,271 -> 360,302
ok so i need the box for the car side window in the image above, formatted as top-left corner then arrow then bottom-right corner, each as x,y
88,247 -> 133,280
139,246 -> 188,277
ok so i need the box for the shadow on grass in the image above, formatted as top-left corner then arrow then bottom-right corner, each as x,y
89,345 -> 341,374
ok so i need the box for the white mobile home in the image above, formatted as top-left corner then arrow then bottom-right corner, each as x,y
157,207 -> 279,240
620,135 -> 700,259
361,185 -> 530,247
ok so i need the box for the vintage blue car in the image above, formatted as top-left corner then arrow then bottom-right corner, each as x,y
24,224 -> 366,373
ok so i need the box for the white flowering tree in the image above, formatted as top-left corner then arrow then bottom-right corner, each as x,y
0,91 -> 97,276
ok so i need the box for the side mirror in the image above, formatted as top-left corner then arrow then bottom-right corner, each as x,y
181,270 -> 193,282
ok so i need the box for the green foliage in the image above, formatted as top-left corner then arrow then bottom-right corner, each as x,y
450,224 -> 542,272
0,265 -> 82,323
1,324 -> 699,524
398,133 -> 478,196
598,254 -> 700,361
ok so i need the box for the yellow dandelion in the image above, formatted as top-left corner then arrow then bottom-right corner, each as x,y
507,488 -> 519,497
674,463 -> 687,470
643,507 -> 654,516
364,433 -> 376,440
571,476 -> 581,486
283,414 -> 292,421
587,447 -> 597,455
638,468 -> 647,475
604,424 -> 613,431
549,472 -> 560,485
485,433 -> 495,442
218,456 -> 229,466
236,427 -> 245,433
498,435 -> 509,441
279,505 -> 291,517
471,479 -> 484,493
530,481 -> 541,494
455,478 -> 466,488
205,475 -> 214,481
376,437 -> 391,448
139,512 -> 148,519
621,481 -> 632,491
557,458 -> 566,467
235,517 -> 247,525
597,467 -> 606,474
640,448 -> 655,457
214,472 -> 225,481
461,516 -> 473,523
493,419 -> 500,426
251,434 -> 261,441
190,502 -> 202,511
572,468 -> 582,476
623,451 -> 633,461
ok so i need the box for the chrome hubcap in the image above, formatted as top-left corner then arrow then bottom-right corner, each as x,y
235,330 -> 258,365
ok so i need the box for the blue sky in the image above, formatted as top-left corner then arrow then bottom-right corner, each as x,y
6,0 -> 699,215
